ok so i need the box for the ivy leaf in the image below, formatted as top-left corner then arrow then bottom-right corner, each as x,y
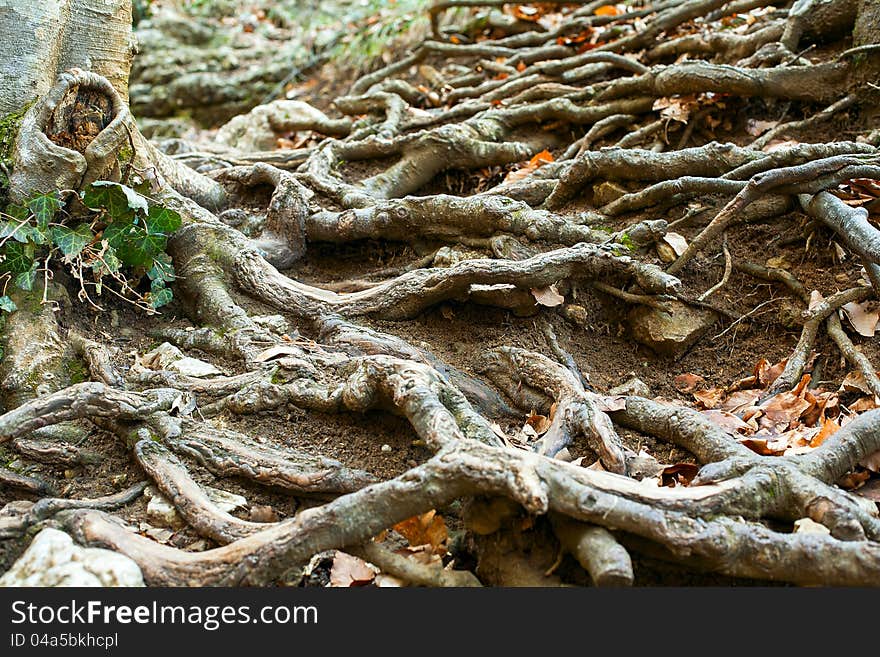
27,192 -> 62,229
148,286 -> 173,309
0,220 -> 32,243
147,251 -> 175,283
2,241 -> 34,274
82,181 -> 148,220
145,205 -> 181,236
102,222 -> 130,249
51,223 -> 93,259
14,261 -> 38,291
0,296 -> 17,313
115,225 -> 163,268
4,204 -> 29,222
29,225 -> 50,246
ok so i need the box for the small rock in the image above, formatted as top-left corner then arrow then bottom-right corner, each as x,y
144,486 -> 185,529
205,486 -> 247,514
554,448 -> 574,462
0,528 -> 144,587
628,300 -> 718,357
609,375 -> 652,397
252,314 -> 290,334
167,357 -> 222,378
145,527 -> 175,543
432,245 -> 486,267
249,505 -> 279,523
793,518 -> 831,535
593,181 -> 628,207
141,342 -> 184,369
656,241 -> 677,263
141,343 -> 221,378
380,444 -> 392,453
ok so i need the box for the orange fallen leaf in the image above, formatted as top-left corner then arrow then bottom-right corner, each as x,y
693,387 -> 725,409
660,463 -> 699,487
740,437 -> 787,456
594,5 -> 620,16
761,391 -> 812,425
720,389 -> 762,412
393,510 -> 448,554
525,409 -> 551,434
674,372 -> 705,393
810,416 -> 840,448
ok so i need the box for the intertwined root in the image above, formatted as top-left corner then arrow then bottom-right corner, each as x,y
3,0 -> 880,586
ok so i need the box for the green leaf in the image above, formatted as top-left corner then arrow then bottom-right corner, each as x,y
147,251 -> 175,283
0,220 -> 32,243
0,296 -> 17,313
26,192 -> 61,229
29,225 -> 50,246
82,181 -> 147,220
51,223 -> 93,258
148,286 -> 173,309
14,261 -> 38,291
115,225 -> 163,268
2,241 -> 34,274
4,204 -> 29,222
145,205 -> 181,236
102,222 -> 130,248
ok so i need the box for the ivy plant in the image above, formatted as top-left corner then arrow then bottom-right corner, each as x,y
0,180 -> 182,313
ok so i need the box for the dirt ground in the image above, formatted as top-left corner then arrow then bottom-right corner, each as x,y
3,0 -> 880,587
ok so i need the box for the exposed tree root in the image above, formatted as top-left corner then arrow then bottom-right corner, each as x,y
3,0 -> 880,588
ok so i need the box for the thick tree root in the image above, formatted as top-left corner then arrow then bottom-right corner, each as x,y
4,0 -> 880,588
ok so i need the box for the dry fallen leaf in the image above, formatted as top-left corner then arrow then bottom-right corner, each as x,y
693,387 -> 725,409
701,409 -> 753,435
810,416 -> 840,448
841,370 -> 874,396
761,391 -> 812,425
661,232 -> 689,257
861,449 -> 880,473
659,463 -> 699,487
745,119 -> 779,136
531,284 -> 565,307
594,5 -> 621,16
525,409 -> 551,435
674,372 -> 705,393
329,551 -> 376,587
840,301 -> 880,337
739,437 -> 787,456
652,97 -> 690,124
503,149 -> 554,184
850,396 -> 880,412
393,510 -> 448,554
254,345 -> 303,362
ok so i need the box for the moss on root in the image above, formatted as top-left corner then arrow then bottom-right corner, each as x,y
0,102 -> 34,207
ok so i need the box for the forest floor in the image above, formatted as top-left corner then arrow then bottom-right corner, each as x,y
2,0 -> 880,587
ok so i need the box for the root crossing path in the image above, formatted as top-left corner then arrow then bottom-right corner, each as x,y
2,0 -> 880,587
